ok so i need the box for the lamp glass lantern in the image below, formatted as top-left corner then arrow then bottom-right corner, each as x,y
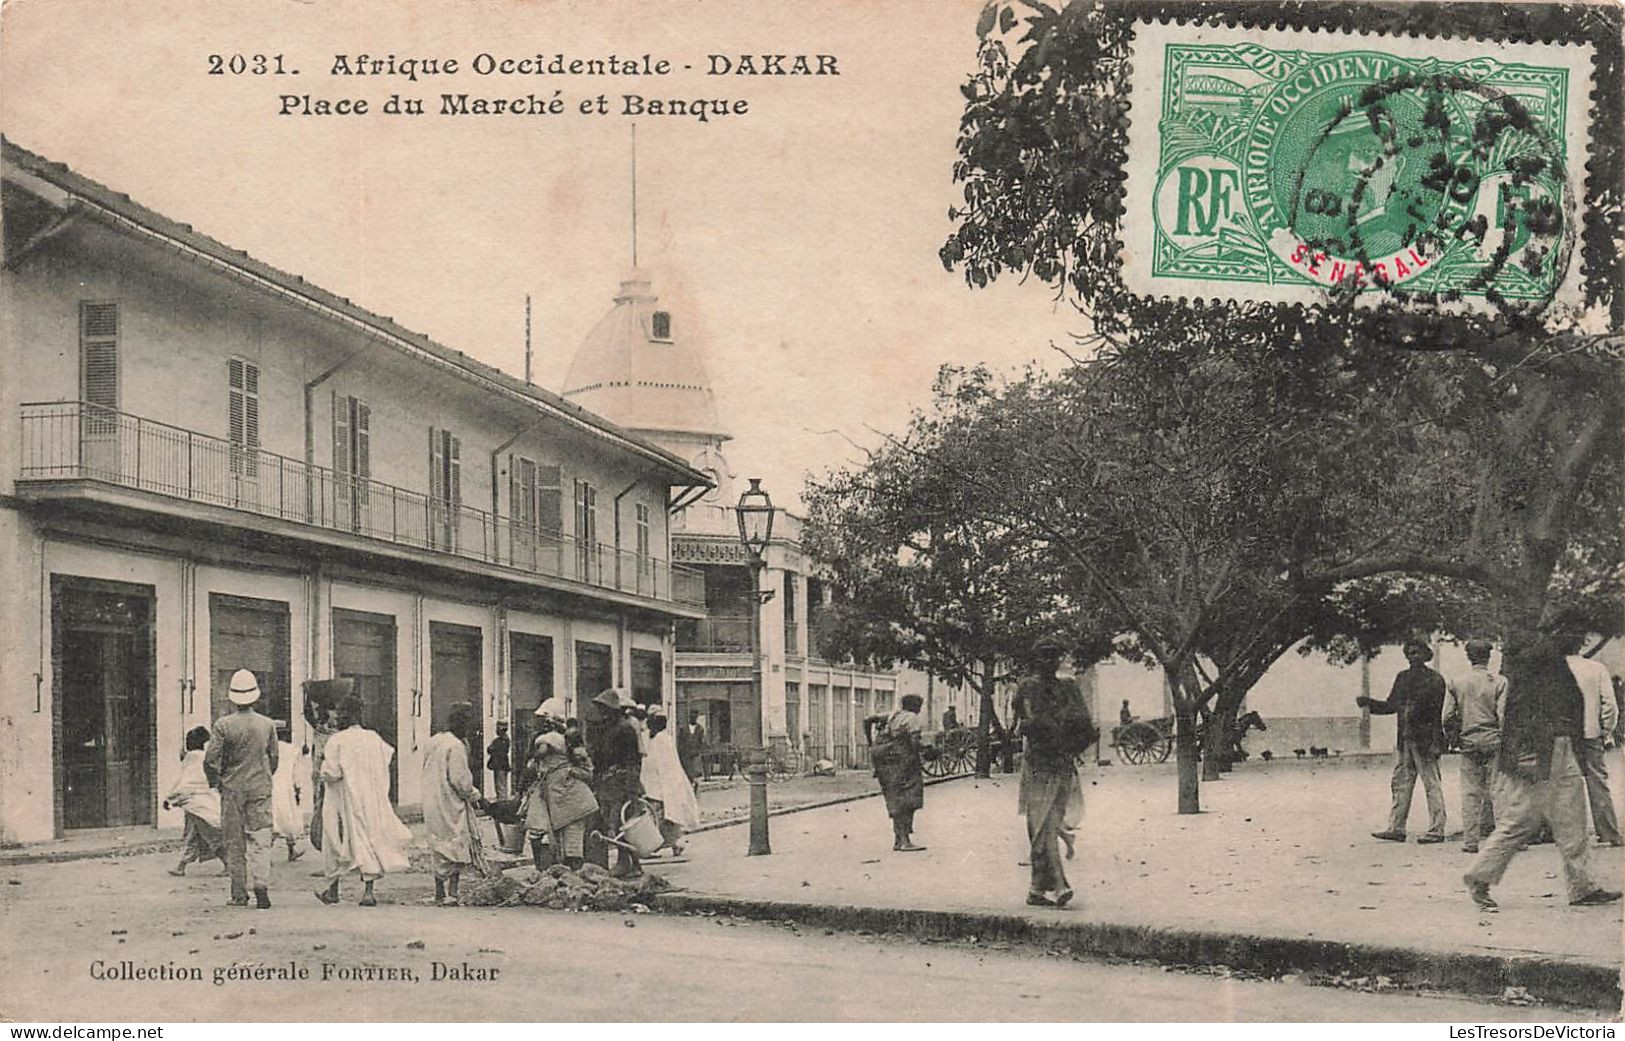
735,478 -> 775,560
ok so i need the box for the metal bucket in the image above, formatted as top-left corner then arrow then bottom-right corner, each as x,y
495,820 -> 526,855
618,801 -> 665,856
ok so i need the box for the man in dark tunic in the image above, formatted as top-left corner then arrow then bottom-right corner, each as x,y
1464,632 -> 1620,909
1358,637 -> 1448,843
588,688 -> 646,878
1016,635 -> 1097,908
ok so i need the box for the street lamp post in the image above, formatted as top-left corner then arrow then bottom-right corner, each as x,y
736,477 -> 775,857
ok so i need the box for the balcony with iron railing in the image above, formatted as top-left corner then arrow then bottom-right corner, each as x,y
17,402 -> 706,608
675,615 -> 754,653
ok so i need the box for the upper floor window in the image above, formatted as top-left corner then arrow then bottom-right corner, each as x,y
79,302 -> 119,434
651,311 -> 671,340
507,456 -> 565,568
574,479 -> 598,581
429,426 -> 462,550
332,393 -> 371,528
228,358 -> 260,476
635,502 -> 652,572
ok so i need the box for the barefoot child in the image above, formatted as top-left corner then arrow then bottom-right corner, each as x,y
164,726 -> 224,876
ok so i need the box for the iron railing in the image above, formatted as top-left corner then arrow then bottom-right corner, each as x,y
18,401 -> 705,607
675,615 -> 755,653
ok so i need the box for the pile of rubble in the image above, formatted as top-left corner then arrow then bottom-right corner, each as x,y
463,862 -> 673,911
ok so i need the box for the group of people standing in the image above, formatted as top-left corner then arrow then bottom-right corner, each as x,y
163,669 -> 415,908
861,633 -> 1098,908
508,688 -> 701,881
162,671 -> 705,909
1359,634 -> 1622,910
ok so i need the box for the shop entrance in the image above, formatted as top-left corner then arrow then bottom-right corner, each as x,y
507,632 -> 553,780
430,622 -> 484,787
333,608 -> 399,801
53,579 -> 155,832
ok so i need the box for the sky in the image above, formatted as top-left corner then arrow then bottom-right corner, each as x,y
1,0 -> 1080,507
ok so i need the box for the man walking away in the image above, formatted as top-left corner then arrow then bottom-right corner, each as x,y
486,720 -> 511,800
1464,632 -> 1620,909
1443,639 -> 1505,853
1359,638 -> 1448,843
424,702 -> 484,906
1564,638 -> 1621,847
316,695 -> 413,907
205,669 -> 279,909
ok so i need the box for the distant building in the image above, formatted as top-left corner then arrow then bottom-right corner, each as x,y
561,270 -> 926,767
0,140 -> 710,843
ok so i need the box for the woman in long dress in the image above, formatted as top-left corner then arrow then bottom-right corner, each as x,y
314,696 -> 413,907
863,694 -> 927,852
164,726 -> 224,876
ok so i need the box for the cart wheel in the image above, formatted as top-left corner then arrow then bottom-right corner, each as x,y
1153,731 -> 1174,763
1118,722 -> 1162,766
922,750 -> 945,778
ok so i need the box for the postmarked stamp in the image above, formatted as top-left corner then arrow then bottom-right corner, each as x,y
1122,21 -> 1596,313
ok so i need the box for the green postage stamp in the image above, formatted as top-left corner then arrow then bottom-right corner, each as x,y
1122,22 -> 1596,312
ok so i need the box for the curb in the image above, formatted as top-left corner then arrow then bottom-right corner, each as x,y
688,772 -> 973,835
648,893 -> 1622,1011
0,774 -> 976,867
0,838 -> 185,866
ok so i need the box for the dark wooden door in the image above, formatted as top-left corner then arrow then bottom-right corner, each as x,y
430,622 -> 483,786
630,649 -> 663,707
333,609 -> 398,800
209,594 -> 291,726
574,641 -> 613,708
54,583 -> 154,830
508,633 -> 552,775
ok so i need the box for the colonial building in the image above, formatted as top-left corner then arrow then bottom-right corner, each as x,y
0,140 -> 711,844
561,270 -> 920,766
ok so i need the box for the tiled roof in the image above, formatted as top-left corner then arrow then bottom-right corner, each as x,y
1,136 -> 711,487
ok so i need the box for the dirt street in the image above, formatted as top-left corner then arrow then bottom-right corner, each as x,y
0,845 -> 1596,1022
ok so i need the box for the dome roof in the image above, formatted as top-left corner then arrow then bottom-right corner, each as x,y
562,269 -> 728,440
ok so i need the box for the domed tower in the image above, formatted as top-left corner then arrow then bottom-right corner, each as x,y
562,268 -> 735,505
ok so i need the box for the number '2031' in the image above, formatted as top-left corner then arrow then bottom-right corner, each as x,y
207,54 -> 292,75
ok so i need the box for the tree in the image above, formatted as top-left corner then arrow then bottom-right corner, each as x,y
940,2 -> 1623,646
804,368 -> 1115,776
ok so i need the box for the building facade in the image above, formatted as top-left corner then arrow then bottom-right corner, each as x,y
560,270 -> 910,767
0,140 -> 710,844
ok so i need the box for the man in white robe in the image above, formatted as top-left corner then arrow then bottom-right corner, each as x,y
641,707 -> 700,854
315,696 -> 412,907
271,729 -> 308,862
422,702 -> 483,906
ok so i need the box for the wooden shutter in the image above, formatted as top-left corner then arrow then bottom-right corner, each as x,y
537,465 -> 562,535
229,359 -> 260,476
332,391 -> 351,474
447,433 -> 462,510
332,390 -> 352,524
229,360 -> 246,450
428,427 -> 445,548
80,303 -> 119,432
354,401 -> 370,478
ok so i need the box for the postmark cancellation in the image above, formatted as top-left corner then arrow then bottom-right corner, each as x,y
1122,20 -> 1597,313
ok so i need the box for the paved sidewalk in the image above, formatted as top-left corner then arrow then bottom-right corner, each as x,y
0,769 -> 894,864
655,754 -> 1624,1001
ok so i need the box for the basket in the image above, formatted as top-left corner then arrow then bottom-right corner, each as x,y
495,820 -> 527,855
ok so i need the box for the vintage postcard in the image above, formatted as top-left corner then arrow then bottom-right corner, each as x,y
0,0 -> 1620,1028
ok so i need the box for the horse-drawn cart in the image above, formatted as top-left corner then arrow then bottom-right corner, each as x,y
1110,718 -> 1175,765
